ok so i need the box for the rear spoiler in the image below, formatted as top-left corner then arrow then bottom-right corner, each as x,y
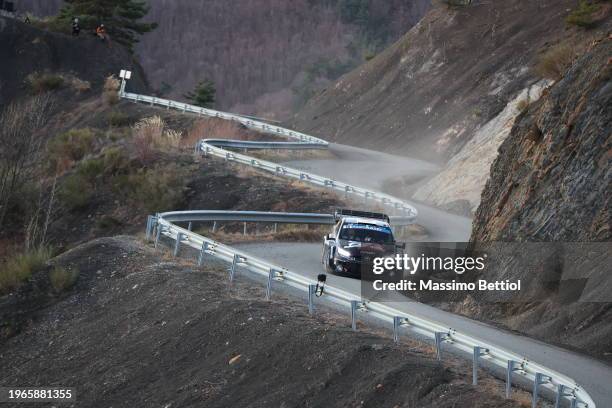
334,208 -> 390,223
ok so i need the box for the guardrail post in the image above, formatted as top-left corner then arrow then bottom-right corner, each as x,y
266,268 -> 274,300
532,373 -> 551,408
434,332 -> 444,361
197,242 -> 209,266
274,223 -> 278,233
154,224 -> 162,248
473,346 -> 488,385
506,360 -> 516,398
187,221 -> 193,231
212,221 -> 217,233
308,284 -> 316,314
393,316 -> 402,343
173,232 -> 183,257
350,300 -> 359,331
229,254 -> 239,282
243,222 -> 247,236
555,385 -> 565,408
145,215 -> 153,240
570,398 -> 578,408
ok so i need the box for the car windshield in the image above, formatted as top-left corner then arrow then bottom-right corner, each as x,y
339,223 -> 393,244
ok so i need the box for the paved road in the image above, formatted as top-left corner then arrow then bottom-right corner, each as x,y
235,242 -> 612,406
283,143 -> 473,242
239,145 -> 611,406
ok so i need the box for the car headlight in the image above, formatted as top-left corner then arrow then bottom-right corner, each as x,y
337,247 -> 352,257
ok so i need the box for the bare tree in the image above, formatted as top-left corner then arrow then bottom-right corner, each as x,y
0,95 -> 54,231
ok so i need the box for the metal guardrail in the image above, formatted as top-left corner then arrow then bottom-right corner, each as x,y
120,91 -> 417,220
122,89 -> 594,408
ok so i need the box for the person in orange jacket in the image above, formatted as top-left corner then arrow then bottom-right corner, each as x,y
95,24 -> 107,41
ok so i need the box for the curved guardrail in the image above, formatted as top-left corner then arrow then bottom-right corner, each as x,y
122,87 -> 594,408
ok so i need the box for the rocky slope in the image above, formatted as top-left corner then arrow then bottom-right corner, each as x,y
292,0 -> 609,211
18,0 -> 430,118
451,39 -> 612,359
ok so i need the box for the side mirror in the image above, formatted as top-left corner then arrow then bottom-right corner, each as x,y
326,234 -> 334,241
396,242 -> 406,251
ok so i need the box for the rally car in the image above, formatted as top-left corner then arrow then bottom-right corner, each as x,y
322,209 -> 404,278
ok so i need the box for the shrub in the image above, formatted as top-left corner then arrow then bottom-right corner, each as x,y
131,116 -> 182,162
103,75 -> 121,106
25,72 -> 65,94
48,128 -> 96,171
59,173 -> 94,210
107,110 -> 131,127
534,44 -> 576,81
102,147 -> 131,176
184,79 -> 216,108
566,1 -> 600,28
0,247 -> 52,294
70,77 -> 91,93
76,157 -> 106,184
49,266 -> 79,292
95,215 -> 123,231
117,165 -> 186,213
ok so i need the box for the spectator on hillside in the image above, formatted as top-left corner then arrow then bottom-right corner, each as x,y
95,24 -> 108,41
72,17 -> 80,36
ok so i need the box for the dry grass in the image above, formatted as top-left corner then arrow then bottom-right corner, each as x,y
195,223 -> 328,244
49,266 -> 79,292
70,77 -> 91,93
103,75 -> 121,106
0,247 -> 52,294
534,44 -> 576,81
25,72 -> 65,94
131,116 -> 182,162
184,118 -> 274,148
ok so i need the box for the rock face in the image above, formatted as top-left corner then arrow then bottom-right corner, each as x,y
413,82 -> 549,213
471,40 -> 611,242
456,39 -> 612,359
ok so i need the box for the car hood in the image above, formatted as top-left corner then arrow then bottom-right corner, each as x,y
338,240 -> 395,256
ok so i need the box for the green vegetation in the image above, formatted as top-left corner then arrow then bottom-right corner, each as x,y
48,128 -> 97,170
566,0 -> 601,28
25,72 -> 65,94
0,247 -> 52,294
59,173 -> 94,210
107,111 -> 131,127
184,80 -> 216,108
56,0 -> 157,51
49,266 -> 79,292
535,44 -> 576,81
114,165 -> 187,213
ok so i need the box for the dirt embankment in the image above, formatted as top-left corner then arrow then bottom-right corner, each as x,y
0,236 -> 524,408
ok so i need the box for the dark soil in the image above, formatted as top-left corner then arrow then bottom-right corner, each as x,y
0,236 -> 522,408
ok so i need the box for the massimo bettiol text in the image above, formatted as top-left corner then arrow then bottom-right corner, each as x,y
370,253 -> 521,292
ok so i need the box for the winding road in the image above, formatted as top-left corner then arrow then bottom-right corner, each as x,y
121,89 -> 610,407
235,144 -> 611,407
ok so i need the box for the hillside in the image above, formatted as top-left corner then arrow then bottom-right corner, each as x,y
0,16 -> 147,106
292,0 -> 610,212
18,0 -> 430,118
0,236 -> 523,408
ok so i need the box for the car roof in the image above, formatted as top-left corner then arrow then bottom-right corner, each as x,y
341,217 -> 390,227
